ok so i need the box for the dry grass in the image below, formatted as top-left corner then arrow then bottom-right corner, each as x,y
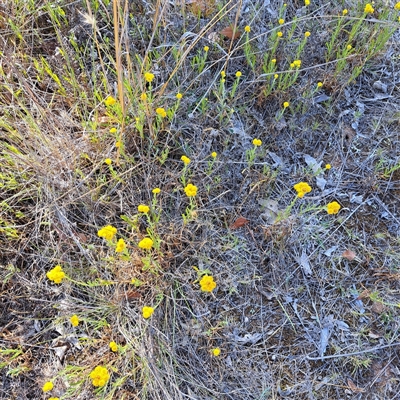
1,0 -> 400,399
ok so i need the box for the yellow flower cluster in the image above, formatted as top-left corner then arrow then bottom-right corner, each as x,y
211,152 -> 217,158
140,92 -> 147,101
98,225 -> 117,241
212,347 -> 221,356
293,182 -> 312,198
305,31 -> 311,37
46,265 -> 65,284
326,201 -> 341,214
105,158 -> 112,165
105,96 -> 116,106
244,25 -> 251,32
235,71 -> 242,78
89,366 -> 110,387
70,315 -> 79,327
200,275 -> 217,292
283,101 -> 290,108
252,138 -> 262,146
144,72 -> 155,83
305,0 -> 310,5
277,31 -> 283,37
152,188 -> 161,194
142,306 -> 154,319
278,19 -> 284,25
292,60 -> 301,68
115,238 -> 126,253
156,107 -> 167,118
184,183 -> 198,197
204,46 -> 209,51
396,2 -> 400,10
342,9 -> 348,15
138,204 -> 150,213
181,155 -> 191,165
42,381 -> 54,392
138,237 -> 153,250
364,3 -> 374,14
109,341 -> 118,352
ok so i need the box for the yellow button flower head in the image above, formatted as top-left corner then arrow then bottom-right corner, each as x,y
42,381 -> 54,392
305,0 -> 310,5
152,188 -> 161,194
290,63 -> 295,69
49,398 -> 60,400
70,315 -> 79,327
115,238 -> 126,253
364,3 -> 374,14
204,45 -> 209,52
184,183 -> 198,197
90,366 -> 110,387
115,141 -> 121,148
46,265 -> 65,284
176,92 -> 183,99
142,306 -> 154,319
342,9 -> 348,15
317,82 -> 323,88
200,275 -> 217,292
211,152 -> 217,158
271,58 -> 276,64
252,138 -> 262,147
278,19 -> 284,25
235,71 -> 242,78
181,155 -> 191,165
109,127 -> 117,133
109,341 -> 118,352
305,31 -> 311,37
105,96 -> 116,106
138,237 -> 153,250
138,204 -> 150,213
326,201 -> 341,214
140,92 -> 147,101
347,44 -> 352,50
212,347 -> 221,356
293,60 -> 301,68
97,225 -> 117,241
277,31 -> 283,37
244,25 -> 251,33
156,107 -> 167,118
325,163 -> 331,170
293,182 -> 312,198
274,74 -> 279,79
283,101 -> 290,108
395,2 -> 400,10
144,72 -> 155,83
105,158 -> 112,165
221,71 -> 226,78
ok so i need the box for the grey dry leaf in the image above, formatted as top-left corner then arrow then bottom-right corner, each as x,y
342,249 -> 356,261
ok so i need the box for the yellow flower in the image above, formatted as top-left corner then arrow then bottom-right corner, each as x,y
235,71 -> 242,78
244,25 -> 251,32
220,71 -> 226,78
184,183 -> 198,197
109,127 -> 117,133
140,92 -> 147,101
142,306 -> 154,319
176,92 -> 183,99
115,238 -> 126,253
293,59 -> 301,68
325,163 -> 331,170
342,9 -> 348,15
317,82 -> 323,88
211,152 -> 217,158
89,366 -> 110,387
346,44 -> 352,50
70,315 -> 79,327
212,347 -> 221,356
156,107 -> 167,118
115,141 -> 121,148
152,188 -> 161,194
278,19 -> 284,25
364,3 -> 374,14
200,275 -> 217,292
395,2 -> 400,11
293,182 -> 312,198
290,63 -> 295,68
277,31 -> 283,37
326,201 -> 341,214
204,46 -> 209,52
305,0 -> 310,5
42,381 -> 54,392
271,58 -> 276,64
220,78 -> 225,83
144,72 -> 155,83
181,155 -> 191,165
252,138 -> 262,147
109,341 -> 118,352
138,238 -> 153,250
283,101 -> 290,108
138,204 -> 150,213
105,96 -> 116,106
97,225 -> 117,241
274,74 -> 279,79
49,398 -> 60,400
105,158 -> 112,165
46,265 -> 65,284
305,31 -> 311,37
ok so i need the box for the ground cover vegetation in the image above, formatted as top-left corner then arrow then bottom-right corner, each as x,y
1,0 -> 400,399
